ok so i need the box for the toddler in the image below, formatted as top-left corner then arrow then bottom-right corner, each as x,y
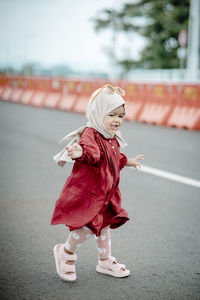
51,84 -> 143,281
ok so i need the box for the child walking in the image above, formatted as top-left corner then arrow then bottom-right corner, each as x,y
51,84 -> 143,281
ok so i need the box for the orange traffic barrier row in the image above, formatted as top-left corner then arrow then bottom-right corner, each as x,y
0,75 -> 200,130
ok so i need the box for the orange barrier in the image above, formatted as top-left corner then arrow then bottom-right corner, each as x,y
9,77 -> 25,102
167,85 -> 200,129
0,75 -> 8,98
1,76 -> 17,101
20,78 -> 35,105
0,75 -> 200,130
119,81 -> 146,121
57,80 -> 79,111
30,77 -> 49,107
137,84 -> 176,125
42,78 -> 62,108
167,106 -> 200,129
72,81 -> 96,114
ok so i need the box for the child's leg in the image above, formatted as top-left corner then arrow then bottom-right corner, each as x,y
95,227 -> 111,260
95,227 -> 130,277
54,226 -> 92,281
65,226 -> 93,253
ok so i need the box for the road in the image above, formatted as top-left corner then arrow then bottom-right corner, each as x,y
0,101 -> 200,300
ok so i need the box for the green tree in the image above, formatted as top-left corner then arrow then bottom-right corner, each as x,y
93,0 -> 190,72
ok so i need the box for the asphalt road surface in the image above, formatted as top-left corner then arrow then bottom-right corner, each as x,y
0,101 -> 200,300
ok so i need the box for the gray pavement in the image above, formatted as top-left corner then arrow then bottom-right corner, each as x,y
0,101 -> 200,300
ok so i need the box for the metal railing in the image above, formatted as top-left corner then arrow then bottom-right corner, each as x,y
126,69 -> 200,83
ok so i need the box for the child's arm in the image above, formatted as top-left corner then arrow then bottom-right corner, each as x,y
66,143 -> 83,159
66,129 -> 101,165
126,154 -> 144,170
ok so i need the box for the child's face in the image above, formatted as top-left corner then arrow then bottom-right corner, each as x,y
103,105 -> 125,134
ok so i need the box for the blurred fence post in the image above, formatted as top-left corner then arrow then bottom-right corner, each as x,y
186,0 -> 200,82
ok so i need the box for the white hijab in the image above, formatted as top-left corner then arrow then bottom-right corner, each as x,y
53,87 -> 128,167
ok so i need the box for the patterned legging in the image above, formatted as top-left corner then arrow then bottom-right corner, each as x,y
64,226 -> 111,260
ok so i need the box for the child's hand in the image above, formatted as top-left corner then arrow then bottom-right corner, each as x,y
66,143 -> 83,159
126,154 -> 144,170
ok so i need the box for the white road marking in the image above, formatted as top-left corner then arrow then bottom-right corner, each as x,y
131,165 -> 200,188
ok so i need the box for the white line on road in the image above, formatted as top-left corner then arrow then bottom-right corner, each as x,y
132,165 -> 200,188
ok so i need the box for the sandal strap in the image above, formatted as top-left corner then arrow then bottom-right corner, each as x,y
60,261 -> 76,274
109,256 -> 117,264
98,258 -> 112,269
98,256 -> 118,268
109,263 -> 126,274
59,246 -> 77,262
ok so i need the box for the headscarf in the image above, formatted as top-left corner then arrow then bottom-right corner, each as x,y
53,87 -> 128,167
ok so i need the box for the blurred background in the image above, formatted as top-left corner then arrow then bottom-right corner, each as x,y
0,0 -> 199,82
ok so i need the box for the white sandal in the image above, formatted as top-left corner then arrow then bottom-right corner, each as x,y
53,243 -> 77,281
96,256 -> 130,278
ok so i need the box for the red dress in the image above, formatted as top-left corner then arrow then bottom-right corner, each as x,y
51,127 -> 129,236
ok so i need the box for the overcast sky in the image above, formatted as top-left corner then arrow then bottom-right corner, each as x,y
0,0 -> 145,72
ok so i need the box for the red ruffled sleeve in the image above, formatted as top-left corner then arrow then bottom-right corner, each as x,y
75,128 -> 102,166
119,152 -> 127,170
